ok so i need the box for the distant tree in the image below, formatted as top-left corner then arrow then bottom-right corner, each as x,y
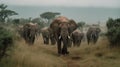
40,12 -> 60,25
32,17 -> 45,28
0,4 -> 18,22
77,21 -> 85,28
106,18 -> 114,29
13,19 -> 20,25
77,21 -> 85,32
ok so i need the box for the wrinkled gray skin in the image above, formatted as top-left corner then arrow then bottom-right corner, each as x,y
50,16 -> 77,55
22,23 -> 39,45
41,27 -> 56,45
86,27 -> 101,44
71,29 -> 84,47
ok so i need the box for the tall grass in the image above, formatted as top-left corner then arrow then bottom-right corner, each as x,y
0,33 -> 120,67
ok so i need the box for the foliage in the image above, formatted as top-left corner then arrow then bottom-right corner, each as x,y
13,19 -> 20,25
40,12 -> 60,20
77,21 -> 85,28
106,18 -> 120,46
40,12 -> 60,25
0,4 -> 18,22
31,17 -> 45,32
0,27 -> 13,60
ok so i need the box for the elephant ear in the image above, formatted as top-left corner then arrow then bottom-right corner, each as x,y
50,19 -> 60,33
68,19 -> 78,34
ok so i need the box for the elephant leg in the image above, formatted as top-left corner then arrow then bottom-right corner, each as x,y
43,37 -> 49,45
72,37 -> 76,47
43,37 -> 47,44
50,37 -> 56,45
31,36 -> 35,44
94,36 -> 98,44
57,39 -> 62,55
46,38 -> 49,44
67,38 -> 72,47
87,36 -> 90,45
62,39 -> 69,55
77,40 -> 81,47
43,39 -> 46,44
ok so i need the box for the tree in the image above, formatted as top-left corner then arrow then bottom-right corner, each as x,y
13,19 -> 20,25
32,17 -> 45,29
77,21 -> 85,28
106,18 -> 120,47
40,12 -> 60,25
0,27 -> 13,60
77,21 -> 85,31
0,4 -> 18,22
106,18 -> 114,29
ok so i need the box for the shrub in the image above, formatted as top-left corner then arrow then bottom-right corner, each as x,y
0,27 -> 13,60
106,18 -> 120,46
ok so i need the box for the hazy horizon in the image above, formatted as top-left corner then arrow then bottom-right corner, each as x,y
7,5 -> 120,24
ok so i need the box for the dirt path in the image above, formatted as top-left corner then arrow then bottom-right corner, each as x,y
61,56 -> 80,67
17,37 -> 82,67
36,37 -> 81,67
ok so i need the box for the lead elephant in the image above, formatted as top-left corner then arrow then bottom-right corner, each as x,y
22,22 -> 39,45
86,27 -> 101,44
41,27 -> 56,45
71,29 -> 84,47
50,16 -> 77,55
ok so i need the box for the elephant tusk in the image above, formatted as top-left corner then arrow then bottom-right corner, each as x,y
59,36 -> 61,39
68,36 -> 71,39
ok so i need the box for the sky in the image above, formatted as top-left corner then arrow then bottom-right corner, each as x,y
1,0 -> 120,8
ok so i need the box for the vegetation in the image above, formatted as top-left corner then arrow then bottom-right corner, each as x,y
77,21 -> 86,31
106,18 -> 120,46
0,4 -> 18,22
40,12 -> 60,25
0,26 -> 13,60
31,17 -> 45,28
77,21 -> 85,28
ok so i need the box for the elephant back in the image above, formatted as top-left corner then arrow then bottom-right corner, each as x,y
41,27 -> 50,36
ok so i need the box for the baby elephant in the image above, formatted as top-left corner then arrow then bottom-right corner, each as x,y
41,27 -> 56,45
71,29 -> 84,47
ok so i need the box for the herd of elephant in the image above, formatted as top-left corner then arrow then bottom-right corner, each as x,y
18,16 -> 101,55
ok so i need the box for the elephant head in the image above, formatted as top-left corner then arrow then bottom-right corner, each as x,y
87,27 -> 101,44
71,29 -> 84,47
50,16 -> 77,55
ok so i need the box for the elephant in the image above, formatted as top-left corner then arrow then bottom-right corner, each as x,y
41,27 -> 56,45
22,22 -> 39,45
71,29 -> 84,47
86,27 -> 101,44
50,16 -> 78,55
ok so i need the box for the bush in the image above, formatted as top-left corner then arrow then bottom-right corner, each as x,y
0,27 -> 13,60
106,18 -> 120,46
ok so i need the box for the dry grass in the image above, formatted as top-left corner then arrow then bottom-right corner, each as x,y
0,35 -> 120,67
